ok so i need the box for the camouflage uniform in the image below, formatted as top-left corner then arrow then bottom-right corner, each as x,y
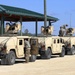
59,25 -> 68,36
59,26 -> 66,36
25,40 -> 31,63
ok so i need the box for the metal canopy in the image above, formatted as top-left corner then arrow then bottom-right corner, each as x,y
0,5 -> 59,22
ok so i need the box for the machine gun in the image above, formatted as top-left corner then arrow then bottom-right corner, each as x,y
66,28 -> 75,36
41,25 -> 54,35
59,24 -> 68,36
5,22 -> 21,34
59,24 -> 75,36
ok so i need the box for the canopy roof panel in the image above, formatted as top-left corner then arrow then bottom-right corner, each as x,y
0,4 -> 59,22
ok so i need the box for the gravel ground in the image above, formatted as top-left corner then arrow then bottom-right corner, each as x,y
0,55 -> 75,75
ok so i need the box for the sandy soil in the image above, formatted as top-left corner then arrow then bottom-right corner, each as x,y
0,55 -> 75,75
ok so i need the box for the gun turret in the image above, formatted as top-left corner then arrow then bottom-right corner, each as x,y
5,22 -> 21,34
59,24 -> 75,36
41,25 -> 54,35
59,24 -> 68,36
66,28 -> 75,36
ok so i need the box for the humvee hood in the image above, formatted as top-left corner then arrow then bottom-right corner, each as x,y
0,37 -> 10,45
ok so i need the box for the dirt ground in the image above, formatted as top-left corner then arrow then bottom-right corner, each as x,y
0,55 -> 75,75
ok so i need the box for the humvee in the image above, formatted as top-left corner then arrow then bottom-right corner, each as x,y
59,24 -> 75,55
0,36 -> 39,65
35,26 -> 65,59
0,22 -> 39,65
38,36 -> 65,59
61,37 -> 75,55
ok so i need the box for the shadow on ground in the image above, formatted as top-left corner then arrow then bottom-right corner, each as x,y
0,59 -> 25,65
37,55 -> 60,60
0,55 -> 71,65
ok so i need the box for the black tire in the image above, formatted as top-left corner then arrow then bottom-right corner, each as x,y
60,47 -> 65,57
41,48 -> 51,59
30,55 -> 36,62
6,51 -> 15,65
71,46 -> 75,55
1,58 -> 8,65
1,51 -> 15,65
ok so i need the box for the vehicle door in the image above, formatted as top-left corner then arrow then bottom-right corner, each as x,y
52,38 -> 57,53
17,39 -> 24,56
56,38 -> 62,53
30,38 -> 38,55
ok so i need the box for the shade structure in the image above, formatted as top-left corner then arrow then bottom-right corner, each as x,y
0,4 -> 59,22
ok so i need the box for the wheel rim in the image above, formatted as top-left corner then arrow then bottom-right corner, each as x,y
71,47 -> 75,55
10,53 -> 15,64
46,49 -> 51,59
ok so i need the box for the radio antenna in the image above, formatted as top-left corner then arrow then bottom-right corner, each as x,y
70,13 -> 72,28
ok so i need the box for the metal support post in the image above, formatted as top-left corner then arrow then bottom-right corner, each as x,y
20,16 -> 22,36
35,21 -> 38,36
1,15 -> 4,35
49,21 -> 51,26
44,0 -> 47,28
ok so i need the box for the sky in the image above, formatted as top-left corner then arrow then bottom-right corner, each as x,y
0,0 -> 75,35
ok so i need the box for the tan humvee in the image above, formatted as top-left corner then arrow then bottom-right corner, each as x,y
0,22 -> 39,65
59,25 -> 75,55
37,36 -> 65,59
60,36 -> 75,55
0,36 -> 38,65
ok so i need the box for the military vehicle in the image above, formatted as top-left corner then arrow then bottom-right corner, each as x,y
59,24 -> 75,55
61,37 -> 75,55
0,21 -> 75,65
37,24 -> 75,59
0,22 -> 38,65
34,25 -> 65,59
0,23 -> 66,65
37,36 -> 65,59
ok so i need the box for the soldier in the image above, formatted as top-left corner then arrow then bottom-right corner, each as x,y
59,24 -> 68,36
24,39 -> 31,63
59,26 -> 65,36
